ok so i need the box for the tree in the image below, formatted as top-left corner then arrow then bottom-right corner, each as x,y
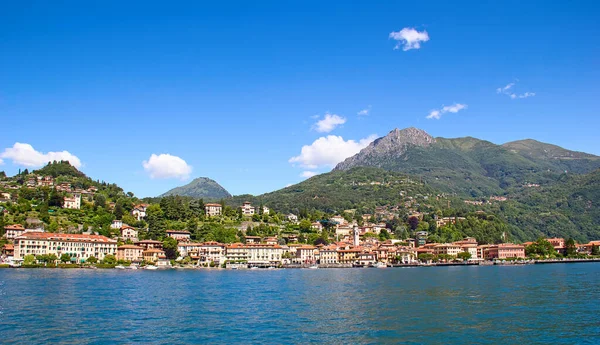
298,219 -> 312,233
94,194 -> 107,209
86,256 -> 98,264
114,202 -> 124,220
47,254 -> 58,264
48,192 -> 64,207
23,254 -> 36,265
102,254 -> 117,265
408,216 -> 419,231
146,204 -> 167,239
592,245 -> 600,256
60,253 -> 72,263
163,237 -> 179,260
379,229 -> 391,241
457,252 -> 472,261
565,238 -> 577,257
418,253 -> 434,263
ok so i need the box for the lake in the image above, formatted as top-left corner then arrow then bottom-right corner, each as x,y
1,264 -> 599,344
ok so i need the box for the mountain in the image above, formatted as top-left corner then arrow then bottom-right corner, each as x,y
502,139 -> 600,174
334,128 -> 600,197
160,177 -> 231,200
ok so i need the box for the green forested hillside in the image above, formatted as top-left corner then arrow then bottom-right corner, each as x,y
231,167 -> 435,214
160,177 -> 231,200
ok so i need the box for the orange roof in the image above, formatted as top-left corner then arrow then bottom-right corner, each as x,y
118,245 -> 144,250
4,224 -> 25,230
16,232 -> 116,243
205,203 -> 222,207
3,244 -> 14,250
143,248 -> 164,254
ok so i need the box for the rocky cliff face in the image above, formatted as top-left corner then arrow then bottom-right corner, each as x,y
334,127 -> 435,171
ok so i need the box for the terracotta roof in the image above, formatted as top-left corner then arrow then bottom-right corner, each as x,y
143,248 -> 165,254
118,245 -> 144,250
4,224 -> 25,230
3,244 -> 14,250
136,240 -> 162,244
205,203 -> 222,207
16,232 -> 116,243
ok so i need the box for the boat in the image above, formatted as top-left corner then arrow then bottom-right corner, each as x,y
115,265 -> 126,270
144,265 -> 158,270
250,266 -> 259,270
126,265 -> 138,270
308,265 -> 319,269
376,262 -> 387,268
267,266 -> 276,270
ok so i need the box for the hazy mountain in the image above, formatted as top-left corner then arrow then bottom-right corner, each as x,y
160,177 -> 231,200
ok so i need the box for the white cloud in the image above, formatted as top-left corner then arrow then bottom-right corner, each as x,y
496,83 -> 515,94
143,153 -> 192,180
511,92 -> 536,99
426,103 -> 467,120
289,134 -> 378,169
301,171 -> 318,178
357,106 -> 371,116
0,158 -> 3,165
0,143 -> 82,168
389,27 -> 430,51
285,183 -> 293,188
313,113 -> 347,133
497,81 -> 535,99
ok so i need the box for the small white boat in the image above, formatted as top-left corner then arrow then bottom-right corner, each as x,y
115,265 -> 126,270
126,265 -> 138,270
376,262 -> 387,268
250,266 -> 259,270
144,265 -> 158,270
308,265 -> 319,269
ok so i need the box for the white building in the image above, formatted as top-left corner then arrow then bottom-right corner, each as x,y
120,225 -> 139,241
205,203 -> 222,217
241,202 -> 255,216
262,206 -> 270,215
132,204 -> 149,221
110,220 -> 123,230
14,232 -> 117,263
63,193 -> 81,210
286,214 -> 298,222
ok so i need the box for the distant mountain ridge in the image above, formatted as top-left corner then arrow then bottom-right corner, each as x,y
334,128 -> 600,197
160,177 -> 231,200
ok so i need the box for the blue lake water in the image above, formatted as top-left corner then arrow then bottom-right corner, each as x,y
1,264 -> 599,344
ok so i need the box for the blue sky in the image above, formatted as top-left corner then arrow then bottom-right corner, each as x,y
1,0 -> 599,197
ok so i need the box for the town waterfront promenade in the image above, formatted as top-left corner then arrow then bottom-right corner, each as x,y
1,264 -> 599,344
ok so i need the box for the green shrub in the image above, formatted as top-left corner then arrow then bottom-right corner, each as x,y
0,264 -> 10,268
57,264 -> 79,268
95,264 -> 117,269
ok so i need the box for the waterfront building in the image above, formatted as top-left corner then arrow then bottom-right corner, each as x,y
199,241 -> 226,265
116,245 -> 144,262
4,224 -> 26,240
14,232 -> 117,262
433,243 -> 463,257
485,243 -> 526,259
318,245 -> 338,264
143,248 -> 165,263
295,245 -> 317,264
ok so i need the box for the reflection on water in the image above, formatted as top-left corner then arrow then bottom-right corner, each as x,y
1,264 -> 599,344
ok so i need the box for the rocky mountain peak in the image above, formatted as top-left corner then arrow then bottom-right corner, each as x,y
334,127 -> 435,171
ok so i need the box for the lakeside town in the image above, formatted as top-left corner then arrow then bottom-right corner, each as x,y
2,200 -> 600,270
1,166 -> 600,270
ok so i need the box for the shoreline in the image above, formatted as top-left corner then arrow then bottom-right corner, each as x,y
3,258 -> 600,270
